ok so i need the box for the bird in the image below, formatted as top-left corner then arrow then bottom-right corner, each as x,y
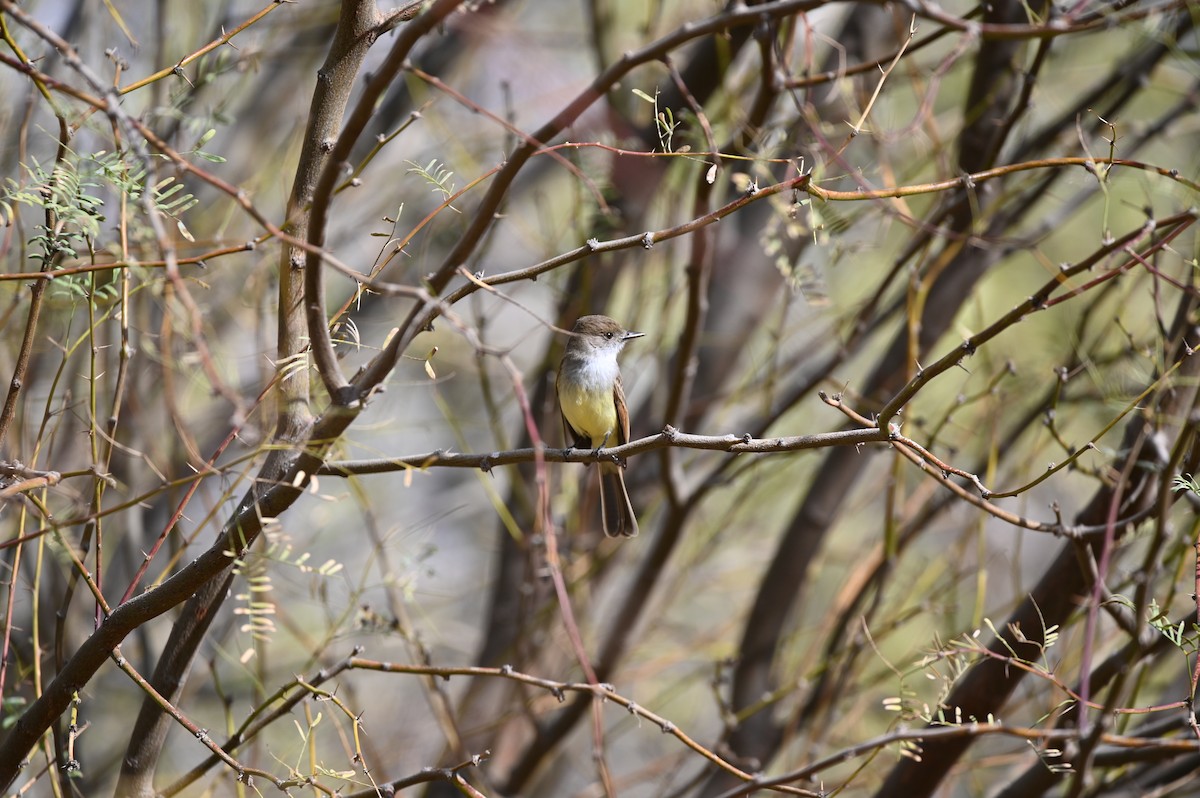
556,315 -> 644,537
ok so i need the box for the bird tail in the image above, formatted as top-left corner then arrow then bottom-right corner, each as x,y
599,463 -> 638,537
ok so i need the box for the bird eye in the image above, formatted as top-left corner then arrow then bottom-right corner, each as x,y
605,332 -> 614,339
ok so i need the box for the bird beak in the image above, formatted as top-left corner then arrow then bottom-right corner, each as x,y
623,330 -> 645,341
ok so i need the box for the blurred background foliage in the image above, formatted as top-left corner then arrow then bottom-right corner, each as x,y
1,0 -> 1199,796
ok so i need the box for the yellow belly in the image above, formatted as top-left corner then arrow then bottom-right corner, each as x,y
559,381 -> 617,446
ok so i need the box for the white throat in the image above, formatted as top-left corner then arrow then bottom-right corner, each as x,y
570,348 -> 621,392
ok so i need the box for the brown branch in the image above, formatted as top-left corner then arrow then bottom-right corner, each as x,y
115,0 -> 292,96
875,210 -> 1197,428
276,0 -> 414,432
714,721 -> 1200,798
302,0 -> 468,403
347,658 -> 818,796
318,425 -> 887,473
902,0 -> 1191,40
161,649 -> 362,796
807,156 -> 1200,201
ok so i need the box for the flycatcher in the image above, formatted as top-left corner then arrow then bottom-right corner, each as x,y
556,315 -> 644,537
